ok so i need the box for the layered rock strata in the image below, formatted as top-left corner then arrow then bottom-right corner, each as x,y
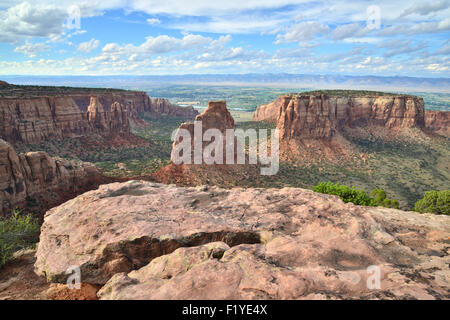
254,94 -> 426,140
171,101 -> 235,164
425,110 -> 450,137
0,82 -> 198,144
0,139 -> 106,216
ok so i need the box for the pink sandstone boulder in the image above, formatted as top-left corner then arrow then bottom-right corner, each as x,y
35,180 -> 450,299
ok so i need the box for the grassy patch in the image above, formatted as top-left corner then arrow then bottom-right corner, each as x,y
0,210 -> 40,268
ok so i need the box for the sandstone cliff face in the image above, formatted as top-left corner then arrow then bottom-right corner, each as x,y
0,139 -> 107,216
35,181 -> 450,299
87,97 -> 130,134
425,110 -> 450,137
171,101 -> 235,164
255,94 -> 426,140
252,95 -> 284,123
0,84 -> 198,145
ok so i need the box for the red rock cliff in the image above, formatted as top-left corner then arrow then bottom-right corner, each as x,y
0,139 -> 108,216
0,83 -> 198,145
425,110 -> 450,137
254,94 -> 426,140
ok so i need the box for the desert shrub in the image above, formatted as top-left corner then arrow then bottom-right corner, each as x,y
0,209 -> 40,268
370,189 -> 399,209
313,182 -> 399,208
312,182 -> 373,206
414,190 -> 450,215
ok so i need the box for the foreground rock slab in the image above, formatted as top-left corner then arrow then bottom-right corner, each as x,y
36,181 -> 450,299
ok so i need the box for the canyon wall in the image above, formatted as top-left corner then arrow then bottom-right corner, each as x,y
254,94 -> 427,140
0,83 -> 198,145
425,110 -> 450,137
0,139 -> 108,216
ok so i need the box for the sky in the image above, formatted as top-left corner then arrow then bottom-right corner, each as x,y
0,0 -> 449,77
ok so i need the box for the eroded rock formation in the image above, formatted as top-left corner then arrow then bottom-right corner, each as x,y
425,110 -> 450,137
0,82 -> 198,145
35,180 -> 450,299
171,100 -> 235,164
254,94 -> 426,140
86,97 -> 130,134
0,139 -> 107,216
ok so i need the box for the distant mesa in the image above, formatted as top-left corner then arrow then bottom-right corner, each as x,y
253,91 -> 450,161
0,84 -> 198,145
0,80 -> 11,88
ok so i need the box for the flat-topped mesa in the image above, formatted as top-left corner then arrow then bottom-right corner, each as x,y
0,83 -> 198,145
0,139 -> 107,216
254,94 -> 426,140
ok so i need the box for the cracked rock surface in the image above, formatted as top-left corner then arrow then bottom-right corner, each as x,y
35,180 -> 450,299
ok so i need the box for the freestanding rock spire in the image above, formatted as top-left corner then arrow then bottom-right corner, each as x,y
87,96 -> 108,130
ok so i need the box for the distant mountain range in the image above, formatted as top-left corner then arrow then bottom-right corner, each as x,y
1,74 -> 449,92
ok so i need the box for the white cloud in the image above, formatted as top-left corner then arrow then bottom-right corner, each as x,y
77,38 -> 100,53
0,2 -> 67,43
400,0 -> 449,17
331,23 -> 372,40
379,17 -> 450,35
146,18 -> 161,25
275,21 -> 330,44
435,41 -> 450,55
377,39 -> 427,57
100,34 -> 213,61
14,41 -> 50,57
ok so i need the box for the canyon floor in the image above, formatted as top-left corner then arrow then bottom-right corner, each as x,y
17,111 -> 446,210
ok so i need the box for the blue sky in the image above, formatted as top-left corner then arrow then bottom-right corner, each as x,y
0,0 -> 449,77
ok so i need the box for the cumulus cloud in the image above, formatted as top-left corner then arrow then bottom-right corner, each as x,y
400,0 -> 449,17
275,22 -> 330,44
100,34 -> 213,61
77,38 -> 100,53
13,41 -> 50,57
1,0 -> 449,77
0,2 -> 67,43
146,18 -> 161,25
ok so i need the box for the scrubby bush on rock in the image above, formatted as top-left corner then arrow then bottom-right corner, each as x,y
312,182 -> 399,209
414,190 -> 449,215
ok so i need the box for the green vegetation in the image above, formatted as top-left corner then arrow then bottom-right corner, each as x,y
0,209 -> 40,268
414,190 -> 450,215
143,85 -> 449,112
313,182 -> 373,205
0,83 -> 130,97
297,89 -> 407,97
144,85 -> 303,112
370,189 -> 400,209
312,182 -> 399,208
